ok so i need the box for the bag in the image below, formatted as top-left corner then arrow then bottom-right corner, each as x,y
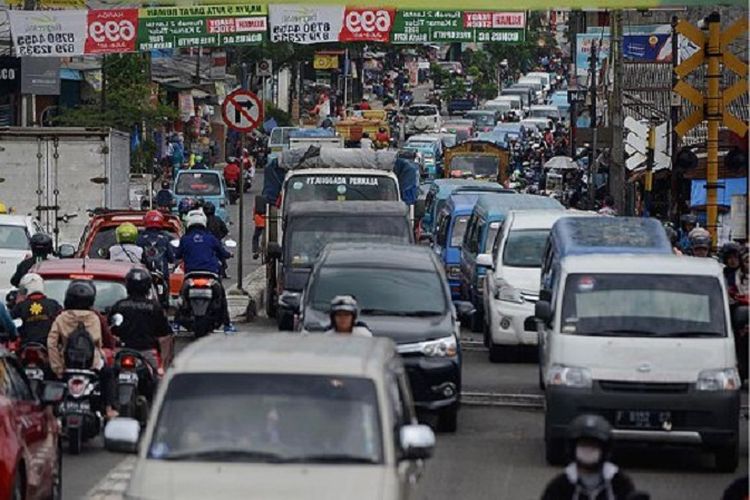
64,322 -> 96,369
142,236 -> 167,273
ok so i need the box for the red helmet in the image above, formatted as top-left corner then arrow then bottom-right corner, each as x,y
144,209 -> 165,229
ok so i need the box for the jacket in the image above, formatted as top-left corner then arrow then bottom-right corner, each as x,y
541,463 -> 635,500
137,229 -> 175,278
11,255 -> 45,287
110,297 -> 171,350
48,310 -> 109,376
224,163 -> 241,183
207,215 -> 229,241
155,189 -> 174,208
174,227 -> 231,275
253,213 -> 265,229
109,244 -> 144,263
12,293 -> 62,345
0,302 -> 17,340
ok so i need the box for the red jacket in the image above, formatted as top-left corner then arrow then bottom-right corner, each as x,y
224,162 -> 241,183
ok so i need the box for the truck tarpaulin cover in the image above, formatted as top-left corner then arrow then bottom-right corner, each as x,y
262,147 -> 418,205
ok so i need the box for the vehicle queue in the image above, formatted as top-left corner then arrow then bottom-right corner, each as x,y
0,60 -> 746,500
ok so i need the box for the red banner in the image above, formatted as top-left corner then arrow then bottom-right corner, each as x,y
85,9 -> 138,54
339,8 -> 394,42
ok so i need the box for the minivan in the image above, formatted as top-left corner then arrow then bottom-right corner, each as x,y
172,170 -> 229,223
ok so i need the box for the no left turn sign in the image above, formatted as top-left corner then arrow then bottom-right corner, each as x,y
221,89 -> 263,132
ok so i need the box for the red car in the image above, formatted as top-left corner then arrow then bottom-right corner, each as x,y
0,350 -> 62,499
72,210 -> 184,299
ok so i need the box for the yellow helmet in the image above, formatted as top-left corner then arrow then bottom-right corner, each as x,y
0,202 -> 7,214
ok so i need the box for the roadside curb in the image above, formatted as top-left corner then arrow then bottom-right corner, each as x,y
226,265 -> 266,322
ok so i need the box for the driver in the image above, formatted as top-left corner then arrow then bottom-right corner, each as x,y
326,296 -> 372,337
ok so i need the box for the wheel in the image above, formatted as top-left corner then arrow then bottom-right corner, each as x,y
482,318 -> 490,347
193,316 -> 212,338
538,365 -> 545,391
714,442 -> 739,472
265,284 -> 277,318
46,445 -> 62,500
117,385 -> 136,419
437,406 -> 458,433
11,469 -> 24,500
136,396 -> 150,428
68,426 -> 82,455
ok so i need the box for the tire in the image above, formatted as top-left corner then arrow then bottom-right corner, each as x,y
68,426 -> 82,455
714,442 -> 739,472
117,385 -> 136,419
193,316 -> 212,338
470,309 -> 483,333
437,406 -> 458,433
136,396 -> 150,428
46,446 -> 62,500
11,469 -> 24,500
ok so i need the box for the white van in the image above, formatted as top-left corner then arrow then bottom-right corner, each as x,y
536,254 -> 740,471
525,72 -> 552,92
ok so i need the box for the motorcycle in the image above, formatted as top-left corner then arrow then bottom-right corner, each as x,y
243,169 -> 253,193
18,341 -> 48,398
61,367 -> 102,454
226,179 -> 240,205
113,347 -> 157,427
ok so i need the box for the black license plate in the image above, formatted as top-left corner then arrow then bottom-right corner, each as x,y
615,410 -> 672,430
64,400 -> 91,412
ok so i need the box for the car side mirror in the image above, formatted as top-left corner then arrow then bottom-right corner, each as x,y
278,291 -> 301,313
104,417 -> 140,454
453,300 -> 475,318
400,424 -> 435,461
476,253 -> 494,269
267,242 -> 282,259
57,244 -> 76,259
535,300 -> 552,324
42,381 -> 66,405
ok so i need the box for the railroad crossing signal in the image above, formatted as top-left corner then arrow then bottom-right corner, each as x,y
221,89 -> 263,133
624,117 -> 669,171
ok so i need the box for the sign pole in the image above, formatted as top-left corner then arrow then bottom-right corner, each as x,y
237,132 -> 244,291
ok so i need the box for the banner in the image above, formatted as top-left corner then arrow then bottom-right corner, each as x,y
0,56 -> 21,94
136,4 -> 266,50
339,8 -> 394,43
85,9 -> 138,54
9,10 -> 87,57
391,10 -> 525,44
269,4 -> 343,44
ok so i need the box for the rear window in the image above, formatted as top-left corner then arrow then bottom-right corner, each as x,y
175,173 -> 222,196
270,128 -> 295,147
88,227 -> 178,259
0,225 -> 29,250
44,279 -> 127,312
407,105 -> 438,116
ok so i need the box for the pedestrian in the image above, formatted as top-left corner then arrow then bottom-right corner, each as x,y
252,201 -> 265,260
360,132 -> 374,150
597,195 -> 617,216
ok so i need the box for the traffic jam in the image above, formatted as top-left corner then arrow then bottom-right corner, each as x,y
0,1 -> 747,499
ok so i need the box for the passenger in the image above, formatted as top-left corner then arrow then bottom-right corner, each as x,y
326,296 -> 372,337
360,132 -> 374,150
11,273 -> 62,346
688,228 -> 712,258
155,181 -> 174,210
720,242 -> 742,288
11,233 -> 54,287
109,223 -> 144,263
677,214 -> 697,253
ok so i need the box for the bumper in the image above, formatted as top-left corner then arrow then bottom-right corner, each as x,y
489,299 -> 537,346
545,384 -> 740,448
402,354 -> 461,412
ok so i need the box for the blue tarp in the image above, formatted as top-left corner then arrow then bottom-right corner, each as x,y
690,177 -> 747,208
550,217 -> 673,257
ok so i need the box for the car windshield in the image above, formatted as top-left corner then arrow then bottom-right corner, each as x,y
175,173 -> 222,196
0,225 -> 29,250
286,216 -> 410,267
450,216 -> 470,247
44,279 -> 128,312
561,274 -> 726,337
270,128 -> 295,147
530,109 -> 558,120
502,229 -> 549,268
310,267 -> 445,315
407,105 -> 437,116
88,226 -> 178,259
450,156 -> 498,178
148,373 -> 382,464
467,113 -> 494,126
284,175 -> 399,210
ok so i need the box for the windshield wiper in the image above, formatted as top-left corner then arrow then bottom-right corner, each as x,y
656,331 -> 722,338
162,448 -> 286,463
361,309 -> 442,317
283,453 -> 378,464
360,308 -> 398,316
582,329 -> 658,337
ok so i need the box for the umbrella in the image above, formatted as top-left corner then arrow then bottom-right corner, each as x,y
544,155 -> 578,170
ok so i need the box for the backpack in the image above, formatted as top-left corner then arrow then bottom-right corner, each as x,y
64,322 -> 96,369
142,235 -> 167,273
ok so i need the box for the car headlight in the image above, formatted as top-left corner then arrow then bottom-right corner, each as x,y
447,265 -> 461,280
495,280 -> 523,304
696,368 -> 741,391
400,335 -> 458,358
547,364 -> 592,388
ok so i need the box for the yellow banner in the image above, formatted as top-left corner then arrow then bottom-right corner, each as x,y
314,54 -> 339,70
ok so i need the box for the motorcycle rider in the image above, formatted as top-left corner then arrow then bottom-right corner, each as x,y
47,280 -> 118,418
110,268 -> 172,399
174,209 -> 235,333
541,414 -> 636,500
687,228 -> 712,258
11,273 -> 62,347
677,214 -> 697,253
109,223 -> 144,263
136,210 -> 175,305
155,181 -> 174,210
720,242 -> 742,289
375,127 -> 390,148
224,157 -> 241,188
203,202 -> 229,278
11,233 -> 54,287
326,296 -> 372,337
597,195 -> 617,216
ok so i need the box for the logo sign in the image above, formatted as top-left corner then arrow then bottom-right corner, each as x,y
340,8 -> 394,42
221,89 -> 263,132
313,53 -> 339,70
85,9 -> 138,54
256,58 -> 272,77
463,11 -> 525,29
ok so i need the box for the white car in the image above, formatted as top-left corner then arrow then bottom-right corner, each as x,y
0,215 -> 47,295
479,210 -> 588,362
404,104 -> 441,137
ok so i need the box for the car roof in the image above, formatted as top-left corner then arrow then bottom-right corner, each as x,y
89,210 -> 181,228
562,254 -> 723,278
475,193 -> 563,216
286,200 -> 408,217
32,258 -> 143,280
550,216 -> 674,256
466,110 -> 494,115
320,242 -> 437,272
173,332 -> 396,378
0,215 -> 32,226
407,135 -> 441,143
530,105 -> 559,110
447,192 -> 484,211
432,179 -> 508,199
507,210 -> 592,230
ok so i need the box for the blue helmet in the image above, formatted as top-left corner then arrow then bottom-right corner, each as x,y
178,197 -> 197,216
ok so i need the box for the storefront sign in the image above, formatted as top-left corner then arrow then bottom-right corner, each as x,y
313,53 -> 339,70
21,57 -> 61,95
269,4 -> 343,44
339,8 -> 394,43
9,10 -> 87,57
0,56 -> 21,94
136,4 -> 266,50
85,9 -> 138,53
391,10 -> 524,44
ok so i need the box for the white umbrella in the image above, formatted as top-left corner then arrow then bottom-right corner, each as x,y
544,155 -> 578,170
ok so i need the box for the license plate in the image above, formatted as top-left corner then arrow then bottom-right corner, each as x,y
118,372 -> 138,383
25,368 -> 44,380
189,288 -> 213,298
615,410 -> 672,430
156,284 -> 164,294
64,400 -> 90,412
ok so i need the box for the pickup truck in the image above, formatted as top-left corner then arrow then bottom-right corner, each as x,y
447,98 -> 475,116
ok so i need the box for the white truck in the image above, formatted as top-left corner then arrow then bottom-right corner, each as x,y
0,127 -> 131,247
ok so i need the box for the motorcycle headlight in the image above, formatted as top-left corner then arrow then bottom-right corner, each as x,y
696,368 -> 741,391
421,335 -> 458,357
547,365 -> 592,389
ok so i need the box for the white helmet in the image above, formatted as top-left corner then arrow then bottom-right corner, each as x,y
19,272 -> 44,295
185,209 -> 207,229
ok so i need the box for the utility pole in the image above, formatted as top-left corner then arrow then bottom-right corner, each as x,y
644,119 -> 655,217
609,10 -> 625,214
588,40 -> 598,205
568,10 -> 585,158
669,15 -> 680,221
704,12 -> 721,246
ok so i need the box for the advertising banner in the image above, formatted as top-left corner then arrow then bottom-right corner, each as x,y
85,9 -> 138,54
339,8 -> 395,43
269,4 -> 343,44
8,10 -> 87,57
21,57 -> 61,95
0,56 -> 21,94
391,10 -> 525,44
136,4 -> 266,51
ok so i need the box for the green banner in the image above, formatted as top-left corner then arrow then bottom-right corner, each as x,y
391,10 -> 525,44
136,4 -> 266,50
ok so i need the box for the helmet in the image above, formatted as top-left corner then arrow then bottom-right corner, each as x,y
330,295 -> 358,319
144,210 -> 165,229
116,223 -> 139,244
0,202 -> 7,214
64,280 -> 96,310
680,214 -> 697,227
689,228 -> 711,250
720,242 -> 742,261
125,267 -> 152,297
194,154 -> 203,164
567,414 -> 612,464
178,197 -> 197,216
161,180 -> 170,189
203,201 -> 216,216
379,127 -> 386,133
185,209 -> 207,229
30,233 -> 53,257
19,273 -> 44,295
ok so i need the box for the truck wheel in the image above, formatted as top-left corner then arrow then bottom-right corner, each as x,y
277,311 -> 293,331
437,406 -> 458,433
714,442 -> 739,472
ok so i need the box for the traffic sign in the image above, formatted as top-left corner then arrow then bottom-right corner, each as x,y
221,89 -> 263,133
624,117 -> 670,171
256,59 -> 272,77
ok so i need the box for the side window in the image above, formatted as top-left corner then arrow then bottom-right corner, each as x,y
424,191 -> 435,218
4,359 -> 33,401
462,213 -> 477,250
436,214 -> 449,247
471,220 -> 485,255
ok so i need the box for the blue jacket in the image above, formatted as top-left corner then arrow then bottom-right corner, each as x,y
174,227 -> 230,275
137,229 -> 175,278
155,189 -> 174,208
0,302 -> 18,340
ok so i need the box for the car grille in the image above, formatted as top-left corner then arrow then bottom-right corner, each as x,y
599,381 -> 690,394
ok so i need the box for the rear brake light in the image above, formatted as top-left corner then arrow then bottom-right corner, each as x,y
192,278 -> 211,287
69,274 -> 94,280
120,355 -> 137,370
21,348 -> 44,365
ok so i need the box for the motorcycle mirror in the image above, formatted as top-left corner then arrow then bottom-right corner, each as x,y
170,239 -> 180,248
12,318 -> 22,328
224,239 -> 238,249
111,313 -> 124,327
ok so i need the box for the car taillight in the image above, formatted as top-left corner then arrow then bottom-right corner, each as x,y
68,378 -> 86,396
120,355 -> 137,371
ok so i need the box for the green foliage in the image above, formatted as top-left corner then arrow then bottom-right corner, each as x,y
430,62 -> 449,88
441,78 -> 467,102
264,101 -> 292,127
